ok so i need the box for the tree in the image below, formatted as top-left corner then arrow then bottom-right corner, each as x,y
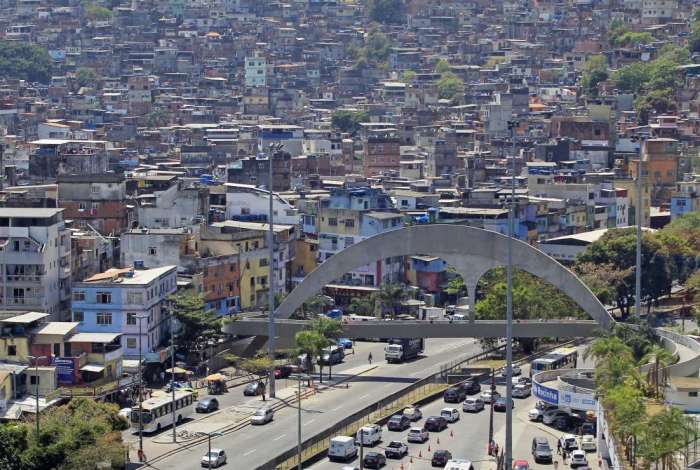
312,317 -> 343,380
168,291 -> 221,352
574,262 -> 631,307
364,29 -> 392,62
434,59 -> 451,74
368,0 -> 405,24
294,329 -> 325,386
637,407 -> 696,469
436,71 -> 464,101
401,70 -> 416,82
331,110 -> 369,133
642,344 -> 674,399
584,336 -> 641,391
75,67 -> 100,89
581,55 -> 609,97
0,41 -> 51,83
636,88 -> 676,126
226,353 -> 275,398
346,293 -> 378,316
445,275 -> 467,303
300,294 -> 334,318
613,62 -> 650,94
377,283 -> 407,319
83,0 -> 113,20
0,424 -> 28,470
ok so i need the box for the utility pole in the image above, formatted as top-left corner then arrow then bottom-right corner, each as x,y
505,118 -> 519,470
635,137 -> 644,320
27,355 -> 46,438
136,313 -> 148,459
267,143 -> 283,398
359,428 -> 365,470
170,307 -> 177,443
488,368 -> 495,451
297,375 -> 303,470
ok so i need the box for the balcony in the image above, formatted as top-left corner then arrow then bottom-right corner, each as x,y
5,274 -> 43,284
5,296 -> 43,306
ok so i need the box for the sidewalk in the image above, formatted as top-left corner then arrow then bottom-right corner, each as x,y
127,363 -> 376,462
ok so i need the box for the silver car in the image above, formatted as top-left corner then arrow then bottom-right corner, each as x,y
201,449 -> 227,468
407,427 -> 429,443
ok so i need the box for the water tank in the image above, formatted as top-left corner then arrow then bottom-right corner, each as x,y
134,260 -> 145,270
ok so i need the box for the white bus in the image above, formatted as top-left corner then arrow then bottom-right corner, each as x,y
130,390 -> 195,433
530,347 -> 578,377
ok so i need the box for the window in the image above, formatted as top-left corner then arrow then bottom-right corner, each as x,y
127,337 -> 137,349
72,291 -> 85,301
30,375 -> 39,386
690,391 -> 699,397
96,292 -> 111,304
127,291 -> 143,304
96,312 -> 112,325
91,185 -> 100,194
328,217 -> 338,226
259,258 -> 268,267
345,219 -> 354,228
148,247 -> 157,256
7,345 -> 16,356
73,311 -> 84,323
127,312 -> 137,325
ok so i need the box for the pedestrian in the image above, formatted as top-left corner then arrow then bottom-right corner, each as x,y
557,439 -> 562,455
368,352 -> 373,365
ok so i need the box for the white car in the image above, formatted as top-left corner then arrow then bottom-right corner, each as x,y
118,408 -> 131,420
480,390 -> 500,403
569,450 -> 588,468
250,407 -> 274,425
500,365 -> 522,376
440,407 -> 460,423
201,449 -> 227,468
580,434 -> 596,452
403,406 -> 422,421
407,427 -> 429,443
384,440 -> 408,459
463,397 -> 485,412
512,384 -> 531,398
560,434 -> 578,452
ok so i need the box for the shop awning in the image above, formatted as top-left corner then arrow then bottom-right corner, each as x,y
206,373 -> 226,381
80,364 -> 106,373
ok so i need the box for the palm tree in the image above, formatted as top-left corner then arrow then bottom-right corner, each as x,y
585,336 -> 641,392
313,317 -> 344,380
642,345 -> 675,399
377,284 -> 407,319
294,330 -> 325,387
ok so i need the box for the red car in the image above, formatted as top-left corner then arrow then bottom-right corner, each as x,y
513,460 -> 529,470
274,365 -> 293,379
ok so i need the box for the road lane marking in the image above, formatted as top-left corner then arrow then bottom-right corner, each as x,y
273,434 -> 286,441
359,393 -> 370,400
304,418 -> 316,426
243,449 -> 257,456
331,406 -> 342,411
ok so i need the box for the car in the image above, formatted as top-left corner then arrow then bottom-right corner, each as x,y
580,435 -> 596,452
570,450 -> 588,468
444,386 -> 467,403
560,434 -> 579,452
243,381 -> 266,396
480,390 -> 500,403
329,436 -> 358,462
195,397 -> 219,413
425,416 -> 448,432
532,437 -> 553,463
407,427 -> 429,443
118,408 -> 131,420
431,449 -> 453,467
356,424 -> 382,446
387,414 -> 411,431
363,451 -> 386,469
250,407 -> 274,425
528,403 -> 558,421
341,467 -> 359,470
462,397 -> 485,412
513,459 -> 529,470
384,441 -> 408,459
554,415 -> 578,431
403,406 -> 422,421
493,397 -> 514,412
579,422 -> 596,435
201,448 -> 227,467
543,409 -> 570,425
274,365 -> 293,379
337,338 -> 354,349
500,365 -> 522,376
440,407 -> 460,423
462,380 -> 482,395
318,345 -> 345,365
512,384 -> 531,398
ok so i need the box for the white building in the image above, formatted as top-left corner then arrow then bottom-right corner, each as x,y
641,0 -> 677,23
245,54 -> 267,87
0,208 -> 71,320
224,183 -> 300,225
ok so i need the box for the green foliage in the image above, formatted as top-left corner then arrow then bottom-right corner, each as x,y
365,30 -> 392,62
635,87 -> 675,125
368,0 -> 405,24
637,407 -> 696,468
436,71 -> 464,101
401,70 -> 416,82
377,284 -> 407,319
331,110 -> 369,133
345,294 -> 378,316
613,62 -> 650,93
581,55 -> 609,97
1,398 -> 127,470
611,31 -> 654,48
434,59 -> 451,74
300,294 -> 334,318
226,353 -> 275,379
0,41 -> 51,83
445,275 -> 467,301
83,1 -> 113,20
574,262 -> 631,307
74,67 -> 99,89
169,291 -> 221,351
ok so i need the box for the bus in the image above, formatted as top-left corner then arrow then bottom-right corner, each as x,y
530,347 -> 578,377
130,390 -> 195,433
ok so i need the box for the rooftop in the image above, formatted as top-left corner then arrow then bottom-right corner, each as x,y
80,265 -> 177,285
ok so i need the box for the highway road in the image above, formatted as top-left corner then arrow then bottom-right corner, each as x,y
141,338 -> 482,469
309,362 -> 599,470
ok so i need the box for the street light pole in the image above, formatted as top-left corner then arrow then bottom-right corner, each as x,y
170,308 -> 177,443
297,375 -> 303,470
505,119 -> 518,470
27,355 -> 46,438
136,313 -> 148,459
635,138 -> 644,320
268,143 -> 282,399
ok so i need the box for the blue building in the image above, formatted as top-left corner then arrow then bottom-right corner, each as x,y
71,265 -> 177,359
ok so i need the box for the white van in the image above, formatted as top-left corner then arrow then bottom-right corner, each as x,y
328,436 -> 358,461
445,459 -> 475,470
355,424 -> 382,446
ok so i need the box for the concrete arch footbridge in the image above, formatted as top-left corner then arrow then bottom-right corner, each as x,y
224,224 -> 615,344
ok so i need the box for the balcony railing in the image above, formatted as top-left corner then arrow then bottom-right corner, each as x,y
5,274 -> 43,283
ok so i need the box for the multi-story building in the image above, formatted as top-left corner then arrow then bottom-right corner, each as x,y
0,208 -> 71,320
318,188 -> 403,286
71,264 -> 177,359
58,174 -> 129,235
362,130 -> 401,177
245,54 -> 267,87
671,175 -> 700,220
224,183 -> 299,225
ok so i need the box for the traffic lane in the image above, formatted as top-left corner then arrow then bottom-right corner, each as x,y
153,338 -> 482,469
308,383 -> 521,470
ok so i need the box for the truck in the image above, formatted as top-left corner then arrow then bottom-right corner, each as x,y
385,338 -> 424,363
